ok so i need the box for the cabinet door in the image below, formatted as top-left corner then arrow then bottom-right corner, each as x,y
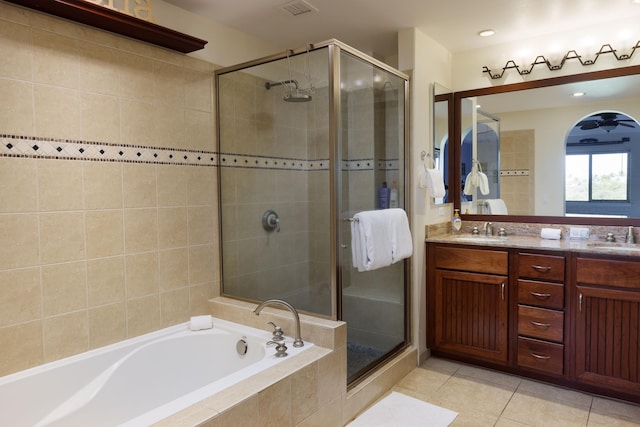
435,269 -> 509,363
575,285 -> 640,395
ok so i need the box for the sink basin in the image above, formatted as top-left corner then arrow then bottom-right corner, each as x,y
586,243 -> 640,252
453,236 -> 508,242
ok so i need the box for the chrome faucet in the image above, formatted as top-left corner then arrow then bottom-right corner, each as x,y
253,299 -> 304,347
625,226 -> 635,244
483,222 -> 493,236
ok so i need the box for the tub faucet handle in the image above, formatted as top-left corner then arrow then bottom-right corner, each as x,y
266,340 -> 288,357
267,321 -> 284,341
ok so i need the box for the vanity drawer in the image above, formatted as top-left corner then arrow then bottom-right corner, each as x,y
518,280 -> 564,309
435,246 -> 508,275
518,305 -> 564,343
576,257 -> 640,289
518,253 -> 565,282
517,337 -> 564,376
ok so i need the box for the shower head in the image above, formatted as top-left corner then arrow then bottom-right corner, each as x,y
265,79 -> 312,102
283,91 -> 312,102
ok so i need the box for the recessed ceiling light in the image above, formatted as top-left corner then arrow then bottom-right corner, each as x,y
633,0 -> 640,5
478,29 -> 495,37
573,92 -> 586,97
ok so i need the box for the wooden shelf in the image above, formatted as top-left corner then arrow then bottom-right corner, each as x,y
6,0 -> 208,53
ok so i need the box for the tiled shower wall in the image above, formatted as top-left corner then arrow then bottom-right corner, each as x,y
500,129 -> 535,215
0,1 -> 218,376
218,70 -> 331,312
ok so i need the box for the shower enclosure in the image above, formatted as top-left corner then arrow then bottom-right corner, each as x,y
215,40 -> 409,384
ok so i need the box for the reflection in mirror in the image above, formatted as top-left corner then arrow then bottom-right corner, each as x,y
565,111 -> 640,217
433,83 -> 452,204
454,67 -> 640,224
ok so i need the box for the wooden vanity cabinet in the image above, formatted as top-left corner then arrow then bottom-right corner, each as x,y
574,256 -> 640,398
427,242 -> 640,404
428,245 -> 509,363
516,252 -> 566,376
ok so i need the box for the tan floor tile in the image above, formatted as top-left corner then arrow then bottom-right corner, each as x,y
429,375 -> 516,418
587,410 -> 640,427
449,409 -> 498,426
591,397 -> 640,420
455,364 -> 522,389
517,379 -> 593,407
419,356 -> 464,376
501,392 -> 590,427
394,366 -> 452,397
494,418 -> 530,426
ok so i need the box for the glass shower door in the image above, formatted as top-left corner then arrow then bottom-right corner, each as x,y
337,50 -> 408,382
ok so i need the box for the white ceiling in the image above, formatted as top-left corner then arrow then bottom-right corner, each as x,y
164,0 -> 640,58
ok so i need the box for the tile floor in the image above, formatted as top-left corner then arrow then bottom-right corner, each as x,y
388,357 -> 640,427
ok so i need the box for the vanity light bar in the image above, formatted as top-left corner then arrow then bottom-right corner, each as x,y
483,40 -> 640,79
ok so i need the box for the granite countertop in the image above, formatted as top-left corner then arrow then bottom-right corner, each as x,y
426,233 -> 640,257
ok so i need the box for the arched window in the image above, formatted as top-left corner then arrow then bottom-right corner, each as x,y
565,111 -> 639,217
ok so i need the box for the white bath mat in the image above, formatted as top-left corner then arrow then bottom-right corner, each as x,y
347,391 -> 458,427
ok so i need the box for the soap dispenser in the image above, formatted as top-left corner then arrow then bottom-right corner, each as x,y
389,181 -> 398,208
452,209 -> 462,232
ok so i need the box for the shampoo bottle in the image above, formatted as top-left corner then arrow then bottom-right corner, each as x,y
452,209 -> 462,232
379,182 -> 390,209
389,181 -> 398,208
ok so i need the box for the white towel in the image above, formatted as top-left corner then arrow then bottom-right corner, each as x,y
420,168 -> 446,198
463,162 -> 480,195
484,198 -> 508,214
541,228 -> 562,240
478,171 -> 490,195
351,209 -> 412,272
388,208 -> 413,263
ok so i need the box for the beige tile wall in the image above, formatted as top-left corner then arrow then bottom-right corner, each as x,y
218,70 -> 332,309
501,129 -> 535,215
0,1 -> 219,376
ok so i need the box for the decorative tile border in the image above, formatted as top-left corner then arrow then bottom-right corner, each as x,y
219,152 -> 329,171
1,135 -> 400,173
500,169 -> 530,176
1,135 -> 217,167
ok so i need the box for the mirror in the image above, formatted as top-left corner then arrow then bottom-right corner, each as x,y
433,83 -> 453,204
453,65 -> 640,225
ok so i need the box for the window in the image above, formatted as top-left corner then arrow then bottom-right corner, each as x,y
565,152 -> 629,202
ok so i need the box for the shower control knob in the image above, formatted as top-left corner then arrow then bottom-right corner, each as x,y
267,341 -> 288,357
262,210 -> 280,232
268,321 -> 284,341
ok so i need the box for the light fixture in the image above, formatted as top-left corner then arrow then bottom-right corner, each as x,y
483,40 -> 640,79
478,29 -> 495,37
572,92 -> 586,97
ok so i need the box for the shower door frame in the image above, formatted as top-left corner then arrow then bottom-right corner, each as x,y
324,40 -> 412,385
214,40 -> 412,378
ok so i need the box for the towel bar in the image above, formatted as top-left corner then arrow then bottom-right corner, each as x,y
344,217 -> 360,222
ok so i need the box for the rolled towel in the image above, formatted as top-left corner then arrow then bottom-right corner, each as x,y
190,315 -> 213,331
540,228 -> 562,240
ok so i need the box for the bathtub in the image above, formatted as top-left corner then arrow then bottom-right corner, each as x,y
0,317 -> 311,427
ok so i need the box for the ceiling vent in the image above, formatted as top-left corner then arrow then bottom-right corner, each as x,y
280,0 -> 318,17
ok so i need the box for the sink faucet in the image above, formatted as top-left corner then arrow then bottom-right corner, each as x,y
253,299 -> 304,347
483,222 -> 493,236
625,226 -> 635,243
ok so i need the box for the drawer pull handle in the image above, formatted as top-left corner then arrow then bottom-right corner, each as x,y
530,292 -> 551,299
529,352 -> 551,360
531,264 -> 551,273
531,321 -> 551,328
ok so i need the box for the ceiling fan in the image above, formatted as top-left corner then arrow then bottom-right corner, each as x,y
576,112 -> 637,132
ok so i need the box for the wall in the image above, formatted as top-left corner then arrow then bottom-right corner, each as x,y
452,18 -> 640,91
0,1 -> 221,376
397,28 -> 453,363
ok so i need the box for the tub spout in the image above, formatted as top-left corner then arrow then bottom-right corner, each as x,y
253,299 -> 304,347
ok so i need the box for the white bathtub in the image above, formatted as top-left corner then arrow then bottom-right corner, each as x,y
0,317 -> 311,427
